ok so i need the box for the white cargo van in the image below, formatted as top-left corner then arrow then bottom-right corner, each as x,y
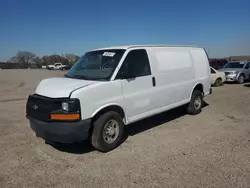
26,45 -> 212,152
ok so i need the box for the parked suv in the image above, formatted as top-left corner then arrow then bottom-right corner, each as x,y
26,45 -> 212,152
219,61 -> 250,83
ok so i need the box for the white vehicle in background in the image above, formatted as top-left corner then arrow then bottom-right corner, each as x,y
41,65 -> 47,69
47,63 -> 67,70
210,67 -> 226,86
26,45 -> 212,152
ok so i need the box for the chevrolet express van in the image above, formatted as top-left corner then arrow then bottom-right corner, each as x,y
26,45 -> 212,152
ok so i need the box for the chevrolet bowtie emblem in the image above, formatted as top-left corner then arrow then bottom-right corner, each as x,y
32,104 -> 38,110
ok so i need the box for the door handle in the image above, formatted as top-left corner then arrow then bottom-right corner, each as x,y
152,77 -> 156,87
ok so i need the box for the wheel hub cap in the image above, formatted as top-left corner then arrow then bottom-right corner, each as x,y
103,119 -> 119,144
106,127 -> 115,136
194,96 -> 201,110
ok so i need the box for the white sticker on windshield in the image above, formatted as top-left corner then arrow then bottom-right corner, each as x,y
240,62 -> 245,64
103,52 -> 115,57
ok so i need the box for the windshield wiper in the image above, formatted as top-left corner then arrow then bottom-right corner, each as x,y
71,75 -> 93,80
66,74 -> 108,81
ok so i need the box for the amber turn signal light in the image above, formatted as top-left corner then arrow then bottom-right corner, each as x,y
50,113 -> 80,121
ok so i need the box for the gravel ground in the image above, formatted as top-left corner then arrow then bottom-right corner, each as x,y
0,69 -> 250,188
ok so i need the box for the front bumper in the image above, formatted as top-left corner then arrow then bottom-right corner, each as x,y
225,74 -> 237,82
27,116 -> 91,143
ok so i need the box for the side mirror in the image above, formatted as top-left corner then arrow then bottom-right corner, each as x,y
120,70 -> 135,80
119,62 -> 136,80
120,70 -> 129,79
119,65 -> 129,79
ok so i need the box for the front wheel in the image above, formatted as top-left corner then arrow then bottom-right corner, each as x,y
91,111 -> 126,152
186,90 -> 203,115
214,78 -> 222,87
237,74 -> 244,84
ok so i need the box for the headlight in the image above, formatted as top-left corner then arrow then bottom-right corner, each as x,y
61,99 -> 80,112
62,102 -> 69,111
229,71 -> 236,75
50,99 -> 81,121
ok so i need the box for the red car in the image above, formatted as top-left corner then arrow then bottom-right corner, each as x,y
209,59 -> 228,70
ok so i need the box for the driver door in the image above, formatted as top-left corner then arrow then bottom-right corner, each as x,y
244,62 -> 250,79
117,49 -> 156,123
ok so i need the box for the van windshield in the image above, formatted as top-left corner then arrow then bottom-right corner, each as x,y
66,49 -> 125,81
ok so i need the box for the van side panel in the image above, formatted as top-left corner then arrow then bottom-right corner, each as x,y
71,47 -> 211,125
190,48 -> 211,96
147,47 -> 195,109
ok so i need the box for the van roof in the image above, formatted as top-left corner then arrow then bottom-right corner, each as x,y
91,44 -> 200,51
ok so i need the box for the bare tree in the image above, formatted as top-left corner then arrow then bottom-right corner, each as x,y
9,51 -> 36,68
9,56 -> 18,63
64,53 -> 77,62
33,56 -> 43,68
16,51 -> 36,64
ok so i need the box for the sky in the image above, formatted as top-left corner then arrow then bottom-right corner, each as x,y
0,0 -> 250,61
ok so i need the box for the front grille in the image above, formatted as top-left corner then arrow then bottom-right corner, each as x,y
26,94 -> 61,122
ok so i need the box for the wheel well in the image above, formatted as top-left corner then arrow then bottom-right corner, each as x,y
88,105 -> 126,136
92,105 -> 126,124
193,83 -> 203,93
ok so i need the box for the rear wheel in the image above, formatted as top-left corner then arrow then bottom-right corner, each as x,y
187,90 -> 203,115
91,111 -> 125,152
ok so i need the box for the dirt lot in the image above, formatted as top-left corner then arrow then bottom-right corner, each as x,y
0,69 -> 250,188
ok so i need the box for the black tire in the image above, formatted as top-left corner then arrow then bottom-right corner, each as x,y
187,90 -> 203,115
214,78 -> 222,87
91,111 -> 125,152
237,74 -> 244,84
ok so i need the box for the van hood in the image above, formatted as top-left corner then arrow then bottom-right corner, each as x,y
35,77 -> 99,98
